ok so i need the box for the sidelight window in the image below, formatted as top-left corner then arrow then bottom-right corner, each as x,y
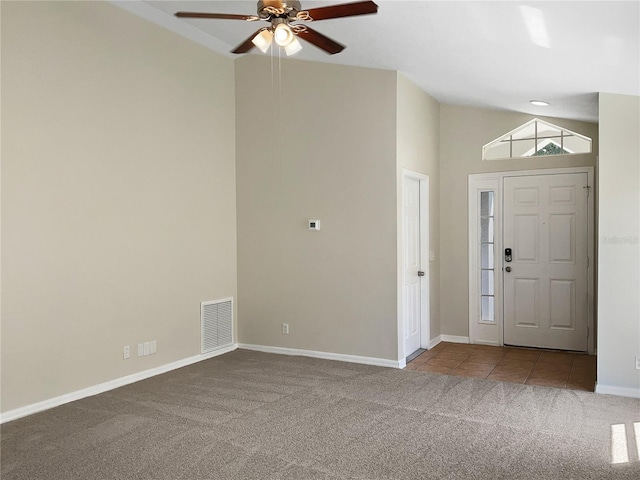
480,191 -> 495,323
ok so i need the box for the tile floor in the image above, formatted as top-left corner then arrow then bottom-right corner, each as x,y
406,342 -> 596,392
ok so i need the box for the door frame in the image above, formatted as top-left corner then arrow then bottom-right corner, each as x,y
468,167 -> 595,354
398,169 -> 430,365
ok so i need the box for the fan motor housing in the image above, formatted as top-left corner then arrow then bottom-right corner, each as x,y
257,0 -> 302,19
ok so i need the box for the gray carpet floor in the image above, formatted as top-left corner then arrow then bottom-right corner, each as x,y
2,349 -> 640,479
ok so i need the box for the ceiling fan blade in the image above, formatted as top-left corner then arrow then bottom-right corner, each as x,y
231,29 -> 263,54
175,12 -> 259,21
296,27 -> 345,55
301,1 -> 378,21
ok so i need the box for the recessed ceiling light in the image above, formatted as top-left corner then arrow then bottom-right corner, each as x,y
530,100 -> 550,106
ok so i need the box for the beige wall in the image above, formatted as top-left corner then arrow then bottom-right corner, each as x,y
1,1 -> 237,412
235,56 -> 399,360
6,1 -> 632,415
439,105 -> 598,337
396,74 -> 441,342
597,93 -> 640,394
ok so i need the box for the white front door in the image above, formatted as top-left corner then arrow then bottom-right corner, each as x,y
503,173 -> 589,351
403,177 -> 421,356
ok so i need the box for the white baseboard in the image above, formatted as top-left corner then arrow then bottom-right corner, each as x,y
474,340 -> 500,346
238,343 -> 401,369
9,341 -> 633,422
429,335 -> 472,348
595,383 -> 640,399
0,344 -> 238,424
440,335 -> 470,344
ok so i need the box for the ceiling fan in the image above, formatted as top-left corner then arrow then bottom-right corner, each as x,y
175,1 -> 379,56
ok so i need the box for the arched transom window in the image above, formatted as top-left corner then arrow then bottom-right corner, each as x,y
483,118 -> 592,160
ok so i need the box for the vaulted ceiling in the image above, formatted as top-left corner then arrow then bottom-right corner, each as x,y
114,1 -> 640,123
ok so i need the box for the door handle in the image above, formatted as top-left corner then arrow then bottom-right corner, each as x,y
505,266 -> 512,273
417,271 -> 425,277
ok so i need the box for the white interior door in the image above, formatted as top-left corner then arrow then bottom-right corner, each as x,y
403,177 -> 421,356
503,173 -> 589,351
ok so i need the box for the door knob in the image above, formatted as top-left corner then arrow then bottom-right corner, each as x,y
505,266 -> 512,273
417,271 -> 425,277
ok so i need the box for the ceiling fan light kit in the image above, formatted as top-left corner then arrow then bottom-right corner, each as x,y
274,21 -> 294,46
284,36 -> 303,56
252,29 -> 274,53
174,1 -> 379,56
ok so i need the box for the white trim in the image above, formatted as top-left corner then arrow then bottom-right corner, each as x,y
418,177 -> 430,350
238,344 -> 402,369
0,344 -> 238,424
429,335 -> 473,347
474,340 -> 500,346
440,335 -> 470,344
467,167 -> 595,355
595,383 -> 640,399
398,169 -> 430,360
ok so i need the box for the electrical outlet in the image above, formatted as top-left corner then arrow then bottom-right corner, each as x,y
123,345 -> 130,359
282,323 -> 289,335
138,343 -> 144,356
150,340 -> 157,354
636,356 -> 640,370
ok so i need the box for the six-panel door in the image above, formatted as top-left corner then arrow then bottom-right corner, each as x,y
403,177 -> 422,356
503,173 -> 589,351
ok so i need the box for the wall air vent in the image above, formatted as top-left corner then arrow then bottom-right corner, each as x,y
201,298 -> 233,354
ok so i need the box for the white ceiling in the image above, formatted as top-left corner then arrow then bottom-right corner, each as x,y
115,1 -> 640,123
